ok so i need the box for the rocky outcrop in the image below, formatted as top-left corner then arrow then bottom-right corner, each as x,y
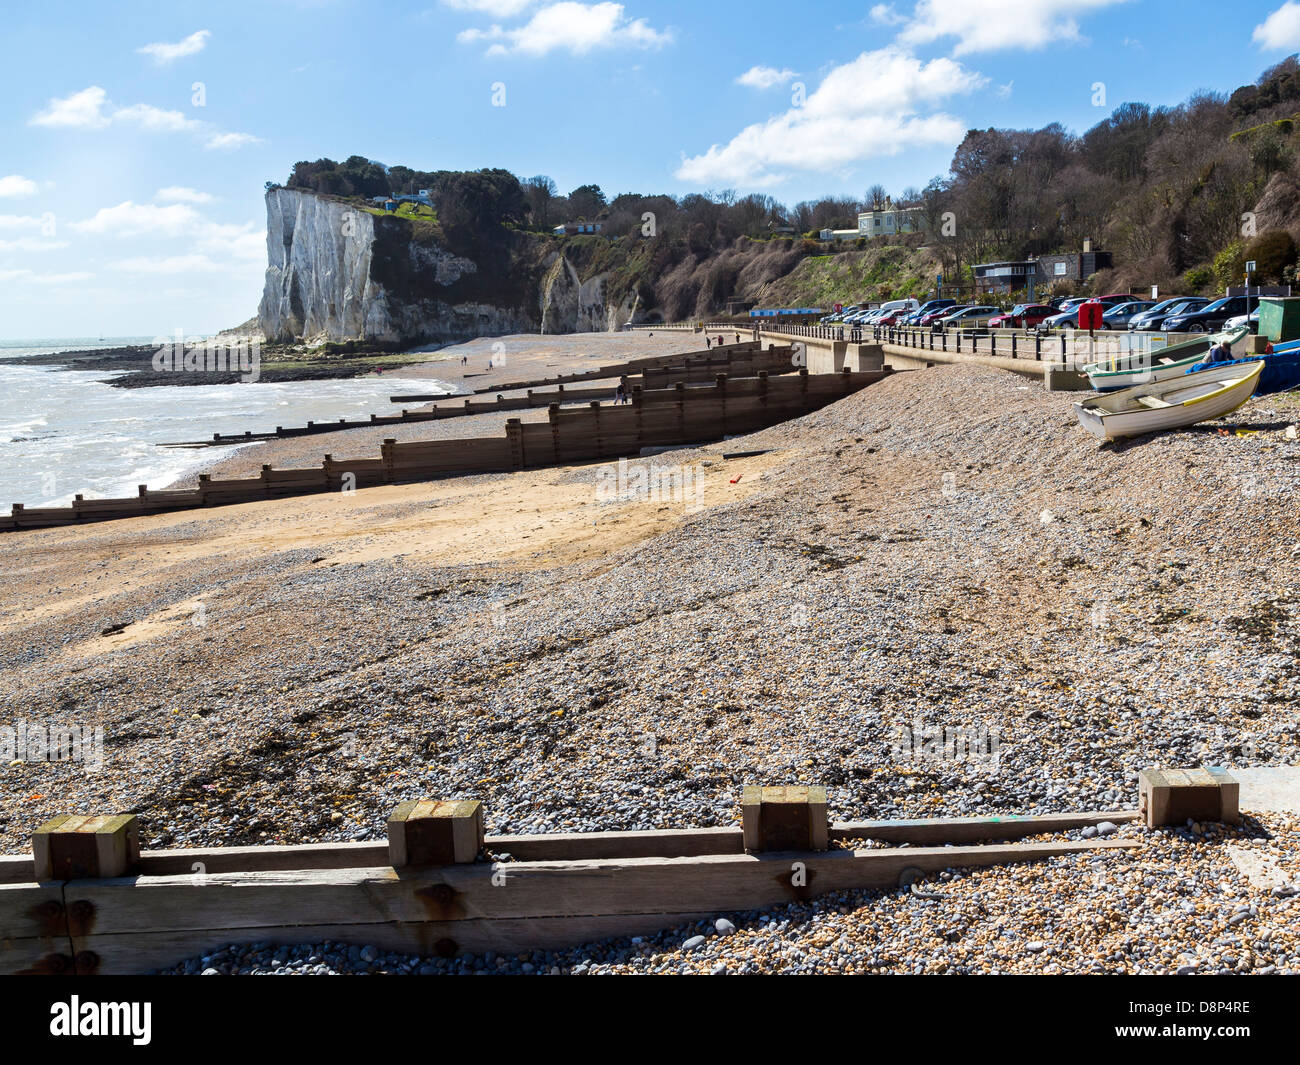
258,188 -> 635,345
537,256 -> 639,333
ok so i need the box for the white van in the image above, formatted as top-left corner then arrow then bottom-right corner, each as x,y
860,298 -> 919,324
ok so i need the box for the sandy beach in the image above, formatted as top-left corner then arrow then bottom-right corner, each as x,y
2,333 -> 1299,975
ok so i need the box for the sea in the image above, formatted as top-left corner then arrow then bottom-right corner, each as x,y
0,337 -> 456,507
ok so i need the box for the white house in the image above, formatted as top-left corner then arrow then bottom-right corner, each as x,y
857,206 -> 926,237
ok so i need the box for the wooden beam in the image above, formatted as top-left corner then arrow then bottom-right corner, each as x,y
57,839 -> 1135,973
0,811 -> 1142,883
387,800 -> 483,867
1139,768 -> 1239,828
31,814 -> 139,881
742,785 -> 828,852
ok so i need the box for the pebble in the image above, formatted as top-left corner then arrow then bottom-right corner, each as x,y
1,349 -> 1296,978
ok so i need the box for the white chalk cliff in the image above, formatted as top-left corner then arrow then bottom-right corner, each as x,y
259,188 -> 635,344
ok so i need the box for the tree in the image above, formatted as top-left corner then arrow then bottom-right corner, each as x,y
864,184 -> 889,210
1244,230 -> 1297,282
568,184 -> 607,220
523,175 -> 558,229
436,169 -> 527,244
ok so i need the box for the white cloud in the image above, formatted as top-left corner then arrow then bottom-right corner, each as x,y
72,201 -> 204,238
442,0 -> 537,14
71,201 -> 263,263
0,237 -> 68,252
0,213 -> 51,232
736,66 -> 798,90
113,103 -> 203,134
155,186 -> 216,204
108,254 -> 232,274
0,268 -> 93,285
1254,2 -> 1300,49
898,0 -> 1127,55
30,86 -> 111,129
459,2 -> 672,57
0,175 -> 38,198
137,30 -> 211,64
869,3 -> 907,25
676,47 -> 986,187
28,86 -> 259,150
204,131 -> 262,150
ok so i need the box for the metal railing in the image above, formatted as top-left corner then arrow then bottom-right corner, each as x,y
867,325 -> 1198,364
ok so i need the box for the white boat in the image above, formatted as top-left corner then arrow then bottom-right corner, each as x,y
1073,360 -> 1264,441
1083,327 -> 1247,391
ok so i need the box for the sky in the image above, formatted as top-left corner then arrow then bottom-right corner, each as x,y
4,0 -> 1300,338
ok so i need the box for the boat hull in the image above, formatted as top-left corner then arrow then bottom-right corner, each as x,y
1083,327 -> 1247,391
1072,361 -> 1264,441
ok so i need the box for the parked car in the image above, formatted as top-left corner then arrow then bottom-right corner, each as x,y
1223,307 -> 1260,334
822,304 -> 862,323
1100,300 -> 1158,328
902,298 -> 956,326
935,305 -> 1001,329
989,303 -> 1055,329
919,303 -> 963,327
1037,298 -> 1089,331
1127,297 -> 1208,331
1162,296 -> 1250,333
1096,293 -> 1137,306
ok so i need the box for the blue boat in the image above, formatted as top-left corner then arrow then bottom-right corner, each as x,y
1186,348 -> 1300,393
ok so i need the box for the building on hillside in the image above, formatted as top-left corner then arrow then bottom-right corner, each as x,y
819,228 -> 861,242
372,189 -> 434,209
973,259 -> 1039,295
1034,239 -> 1113,285
857,206 -> 926,238
973,240 -> 1116,295
553,220 -> 604,236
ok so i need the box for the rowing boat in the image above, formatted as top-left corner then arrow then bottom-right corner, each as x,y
1083,327 -> 1247,391
1073,360 -> 1264,441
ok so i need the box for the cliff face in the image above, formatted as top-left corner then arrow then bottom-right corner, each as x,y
258,188 -> 633,345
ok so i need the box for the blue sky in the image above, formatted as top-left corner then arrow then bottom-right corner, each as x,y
3,0 -> 1300,338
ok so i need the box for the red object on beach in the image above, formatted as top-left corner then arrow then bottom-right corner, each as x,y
730,475 -> 742,484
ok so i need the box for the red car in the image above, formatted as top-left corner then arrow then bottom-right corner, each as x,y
988,303 -> 1054,329
919,304 -> 964,327
874,308 -> 906,326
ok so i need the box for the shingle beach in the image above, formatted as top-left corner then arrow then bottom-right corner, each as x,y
2,334 -> 1298,974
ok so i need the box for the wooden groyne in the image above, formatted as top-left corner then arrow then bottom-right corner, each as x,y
1,785 -> 1150,974
470,339 -> 770,394
162,344 -> 799,449
2,367 -> 890,532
